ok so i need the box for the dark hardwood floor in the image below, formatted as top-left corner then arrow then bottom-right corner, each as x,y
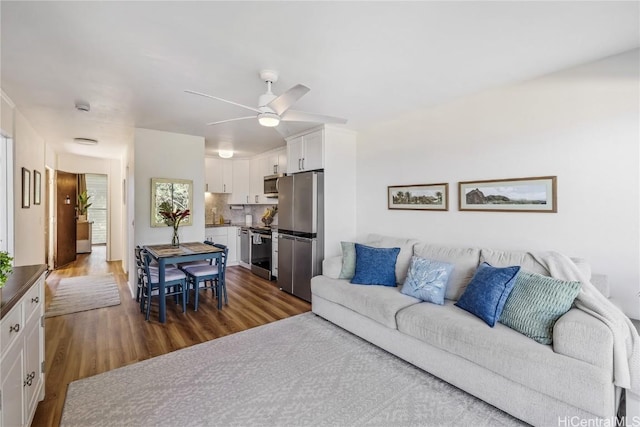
32,246 -> 310,426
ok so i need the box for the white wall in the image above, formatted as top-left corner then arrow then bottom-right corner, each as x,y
57,153 -> 124,262
13,110 -> 46,266
356,49 -> 640,318
133,128 -> 205,247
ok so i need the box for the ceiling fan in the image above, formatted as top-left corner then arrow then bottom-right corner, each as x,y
185,69 -> 347,128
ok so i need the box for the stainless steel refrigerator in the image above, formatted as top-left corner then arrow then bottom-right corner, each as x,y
277,171 -> 324,302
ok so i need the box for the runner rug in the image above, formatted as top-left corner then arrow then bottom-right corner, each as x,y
45,273 -> 121,318
61,313 -> 525,426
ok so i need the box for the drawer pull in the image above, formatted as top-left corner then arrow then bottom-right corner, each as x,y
10,323 -> 20,333
23,371 -> 35,387
32,296 -> 40,303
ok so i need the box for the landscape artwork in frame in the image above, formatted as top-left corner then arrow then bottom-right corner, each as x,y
458,176 -> 557,213
33,169 -> 41,205
22,167 -> 30,208
388,183 -> 448,211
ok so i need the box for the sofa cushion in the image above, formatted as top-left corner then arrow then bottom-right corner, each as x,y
412,243 -> 480,300
401,256 -> 453,305
310,275 -> 420,329
366,234 -> 419,285
455,263 -> 520,327
480,249 -> 591,279
396,301 -> 612,413
351,244 -> 400,287
499,270 -> 581,344
338,241 -> 357,279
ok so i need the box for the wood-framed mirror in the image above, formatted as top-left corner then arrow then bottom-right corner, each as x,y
150,178 -> 193,227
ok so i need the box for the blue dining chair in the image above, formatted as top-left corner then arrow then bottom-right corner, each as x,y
140,249 -> 188,321
181,242 -> 228,311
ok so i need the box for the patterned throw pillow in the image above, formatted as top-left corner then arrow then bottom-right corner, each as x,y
455,262 -> 520,327
401,256 -> 453,305
499,270 -> 582,344
350,244 -> 400,287
338,241 -> 357,279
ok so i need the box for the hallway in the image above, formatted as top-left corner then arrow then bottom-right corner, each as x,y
34,248 -> 310,426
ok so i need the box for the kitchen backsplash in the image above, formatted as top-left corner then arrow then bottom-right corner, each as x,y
205,193 -> 278,226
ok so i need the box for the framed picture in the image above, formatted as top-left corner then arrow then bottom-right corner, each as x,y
388,183 -> 448,211
458,176 -> 557,213
33,169 -> 41,205
22,167 -> 31,208
150,177 -> 194,227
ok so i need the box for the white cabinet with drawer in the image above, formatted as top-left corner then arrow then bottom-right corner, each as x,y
0,269 -> 46,427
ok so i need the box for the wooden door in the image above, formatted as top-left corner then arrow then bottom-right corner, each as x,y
55,170 -> 77,268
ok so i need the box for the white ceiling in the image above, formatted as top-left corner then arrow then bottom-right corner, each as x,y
1,1 -> 638,160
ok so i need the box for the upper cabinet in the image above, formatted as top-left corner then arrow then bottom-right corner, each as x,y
205,158 -> 233,194
286,128 -> 324,174
229,159 -> 250,204
266,147 -> 288,175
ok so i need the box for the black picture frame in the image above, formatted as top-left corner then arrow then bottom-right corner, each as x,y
33,169 -> 41,205
22,167 -> 30,208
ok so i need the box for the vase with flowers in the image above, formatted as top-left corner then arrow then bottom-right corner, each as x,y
158,201 -> 191,247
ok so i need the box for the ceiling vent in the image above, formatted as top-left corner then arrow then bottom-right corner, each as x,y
75,101 -> 90,112
74,137 -> 98,145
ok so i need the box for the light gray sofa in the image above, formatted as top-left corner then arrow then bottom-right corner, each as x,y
310,234 -> 620,426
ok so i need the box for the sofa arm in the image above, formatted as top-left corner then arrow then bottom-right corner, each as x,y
322,256 -> 343,279
553,308 -> 613,371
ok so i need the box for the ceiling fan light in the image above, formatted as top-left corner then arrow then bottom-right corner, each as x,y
219,149 -> 234,159
258,112 -> 280,127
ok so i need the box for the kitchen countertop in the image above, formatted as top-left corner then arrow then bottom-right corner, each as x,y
205,223 -> 278,230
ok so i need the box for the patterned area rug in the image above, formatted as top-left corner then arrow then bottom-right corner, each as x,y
46,273 -> 121,318
61,313 -> 526,426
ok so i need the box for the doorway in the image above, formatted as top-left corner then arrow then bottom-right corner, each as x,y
54,170 -> 77,268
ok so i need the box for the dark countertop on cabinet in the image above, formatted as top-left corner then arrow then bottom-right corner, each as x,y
1,264 -> 47,319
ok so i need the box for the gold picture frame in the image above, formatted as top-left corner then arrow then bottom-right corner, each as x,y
150,178 -> 193,227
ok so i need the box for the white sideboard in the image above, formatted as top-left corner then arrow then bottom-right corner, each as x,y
0,265 -> 46,427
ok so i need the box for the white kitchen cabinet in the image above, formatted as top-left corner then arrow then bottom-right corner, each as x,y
226,227 -> 238,266
1,270 -> 45,427
204,226 -> 238,266
286,128 -> 324,173
229,159 -> 250,204
249,157 -> 265,204
205,227 -> 228,247
266,147 -> 287,175
205,158 -> 232,194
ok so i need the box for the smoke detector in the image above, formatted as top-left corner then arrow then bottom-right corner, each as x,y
75,101 -> 90,112
74,138 -> 98,145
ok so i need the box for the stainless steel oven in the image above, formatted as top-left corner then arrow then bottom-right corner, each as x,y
264,174 -> 284,198
250,227 -> 272,280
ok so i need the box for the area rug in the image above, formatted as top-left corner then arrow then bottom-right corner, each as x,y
61,313 -> 526,426
45,273 -> 121,318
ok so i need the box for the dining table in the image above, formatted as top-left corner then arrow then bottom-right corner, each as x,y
143,241 -> 223,323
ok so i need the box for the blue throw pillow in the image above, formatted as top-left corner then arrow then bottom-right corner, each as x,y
401,256 -> 453,305
351,244 -> 400,287
455,262 -> 520,327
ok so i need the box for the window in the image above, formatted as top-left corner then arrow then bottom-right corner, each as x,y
86,173 -> 107,245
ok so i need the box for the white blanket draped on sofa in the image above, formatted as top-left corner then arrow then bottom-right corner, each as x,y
532,251 -> 640,394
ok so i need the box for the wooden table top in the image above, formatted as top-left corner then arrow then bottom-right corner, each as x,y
144,242 -> 222,258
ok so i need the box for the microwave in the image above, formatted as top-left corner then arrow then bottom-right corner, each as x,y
264,173 -> 284,197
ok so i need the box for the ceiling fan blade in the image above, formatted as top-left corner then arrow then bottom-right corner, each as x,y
185,90 -> 261,113
206,116 -> 255,126
281,109 -> 347,124
266,84 -> 310,115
